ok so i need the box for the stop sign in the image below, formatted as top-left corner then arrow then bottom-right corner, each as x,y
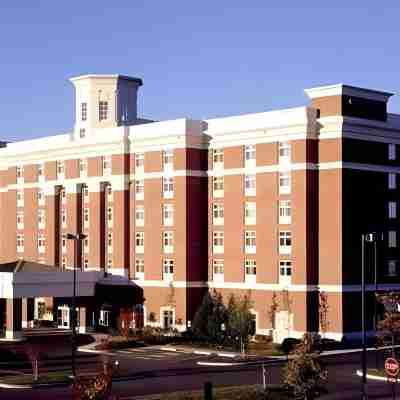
385,357 -> 400,377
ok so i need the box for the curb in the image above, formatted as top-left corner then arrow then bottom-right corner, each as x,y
197,361 -> 242,367
0,380 -> 71,389
356,370 -> 388,382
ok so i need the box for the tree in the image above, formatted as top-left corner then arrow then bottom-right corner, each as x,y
319,292 -> 329,338
192,292 -> 214,337
226,293 -> 254,353
283,333 -> 328,399
281,289 -> 293,337
268,291 -> 279,330
376,292 -> 400,351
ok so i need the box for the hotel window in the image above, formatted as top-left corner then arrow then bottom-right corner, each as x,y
62,238 -> 67,254
389,202 -> 397,219
17,190 -> 24,207
163,259 -> 174,281
245,174 -> 256,196
163,149 -> 174,169
213,231 -> 224,254
107,233 -> 113,253
387,260 -> 398,277
135,179 -> 144,200
244,145 -> 256,167
38,163 -> 44,180
61,188 -> 67,205
163,231 -> 174,254
84,258 -> 89,269
279,200 -> 291,224
279,171 -> 291,194
38,234 -> 46,253
16,166 -> 24,183
83,207 -> 89,228
83,186 -> 89,203
244,259 -> 257,283
107,258 -> 113,269
163,177 -> 174,199
99,101 -> 108,121
245,202 -> 256,225
61,208 -> 67,228
389,144 -> 396,161
279,141 -> 291,163
213,148 -> 224,169
245,231 -> 256,254
38,209 -> 45,229
79,159 -> 87,176
17,234 -> 24,252
163,204 -> 174,226
136,231 -> 144,253
135,259 -> 145,280
389,173 -> 397,189
389,231 -> 397,248
102,156 -> 111,175
279,260 -> 292,284
106,184 -> 113,202
79,128 -> 86,138
136,205 -> 145,227
107,206 -> 113,227
213,176 -> 224,198
213,259 -> 224,282
84,237 -> 89,254
135,153 -> 144,171
279,231 -> 292,254
81,102 -> 87,121
213,203 -> 224,225
37,189 -> 45,206
57,161 -> 65,178
62,257 -> 67,270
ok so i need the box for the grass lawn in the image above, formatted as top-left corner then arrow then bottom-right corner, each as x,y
0,370 -> 73,386
134,384 -> 292,400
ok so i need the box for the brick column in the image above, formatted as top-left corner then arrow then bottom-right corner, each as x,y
45,186 -> 60,266
78,307 -> 86,334
6,298 -> 23,340
22,298 -> 35,328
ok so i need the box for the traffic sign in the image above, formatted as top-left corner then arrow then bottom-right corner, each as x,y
385,357 -> 400,378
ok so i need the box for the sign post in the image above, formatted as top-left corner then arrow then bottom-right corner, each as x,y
385,357 -> 399,400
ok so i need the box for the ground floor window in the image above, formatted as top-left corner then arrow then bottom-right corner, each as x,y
37,302 -> 46,320
100,310 -> 111,327
161,308 -> 174,329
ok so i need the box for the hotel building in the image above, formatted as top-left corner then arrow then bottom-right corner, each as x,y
0,74 -> 399,341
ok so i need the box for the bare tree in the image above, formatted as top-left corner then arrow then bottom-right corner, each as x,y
268,291 -> 279,330
376,292 -> 400,353
319,291 -> 329,338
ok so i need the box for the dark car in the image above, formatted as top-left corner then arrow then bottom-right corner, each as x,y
280,337 -> 301,354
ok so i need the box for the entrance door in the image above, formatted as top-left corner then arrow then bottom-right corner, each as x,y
57,306 -> 70,329
274,311 -> 294,343
162,310 -> 174,329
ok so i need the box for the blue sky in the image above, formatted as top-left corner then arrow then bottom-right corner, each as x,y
1,1 -> 399,141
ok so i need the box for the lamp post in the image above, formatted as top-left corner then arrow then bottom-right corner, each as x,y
64,232 -> 87,378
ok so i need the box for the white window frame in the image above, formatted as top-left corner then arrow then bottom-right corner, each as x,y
389,231 -> 397,248
136,205 -> 145,227
244,145 -> 256,168
17,190 -> 24,207
107,206 -> 113,227
213,203 -> 224,226
213,176 -> 224,198
16,233 -> 24,253
389,144 -> 396,161
38,163 -> 45,182
61,208 -> 67,228
79,158 -> 87,177
163,231 -> 174,254
135,179 -> 144,200
163,149 -> 174,171
83,258 -> 89,269
213,148 -> 224,170
135,259 -> 145,280
135,231 -> 144,253
163,204 -> 174,226
57,161 -> 65,180
102,155 -> 112,176
245,202 -> 256,225
245,231 -> 256,254
279,231 -> 292,254
279,200 -> 291,224
245,259 -> 257,284
16,166 -> 24,184
16,210 -> 24,230
245,174 -> 256,196
107,232 -> 113,253
38,189 -> 45,206
163,177 -> 174,199
279,260 -> 292,285
389,173 -> 397,190
99,101 -> 108,121
389,202 -> 397,219
106,184 -> 113,202
213,231 -> 224,254
38,209 -> 45,230
213,259 -> 224,282
83,207 -> 90,228
62,238 -> 67,254
387,260 -> 398,277
279,141 -> 291,164
81,102 -> 87,122
163,259 -> 174,282
279,171 -> 291,194
61,188 -> 67,205
83,186 -> 89,204
135,153 -> 144,173
84,237 -> 89,254
38,234 -> 46,254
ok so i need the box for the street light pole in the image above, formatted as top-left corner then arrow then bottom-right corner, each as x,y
361,233 -> 367,400
64,232 -> 87,378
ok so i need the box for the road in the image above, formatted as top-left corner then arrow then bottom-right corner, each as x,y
0,347 -> 399,399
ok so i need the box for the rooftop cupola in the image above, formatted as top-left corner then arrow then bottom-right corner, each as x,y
70,74 -> 143,138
